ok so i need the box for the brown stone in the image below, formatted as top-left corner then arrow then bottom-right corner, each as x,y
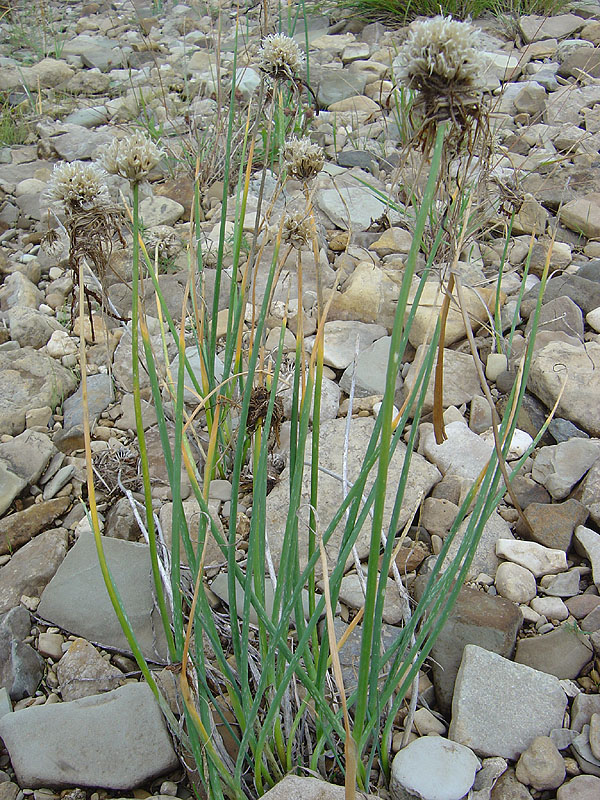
0,497 -> 70,555
154,178 -> 197,222
566,593 -> 600,619
516,498 -> 589,551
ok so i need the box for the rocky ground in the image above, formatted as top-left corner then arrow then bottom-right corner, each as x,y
2,1 -> 600,799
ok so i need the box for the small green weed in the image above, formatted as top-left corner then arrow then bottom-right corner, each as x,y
0,95 -> 29,145
326,0 -> 568,22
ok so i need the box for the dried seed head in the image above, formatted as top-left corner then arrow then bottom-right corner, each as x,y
283,136 -> 324,182
146,225 -> 182,260
282,211 -> 312,247
99,131 -> 164,182
47,161 -> 110,212
258,33 -> 304,81
40,228 -> 64,258
395,16 -> 483,92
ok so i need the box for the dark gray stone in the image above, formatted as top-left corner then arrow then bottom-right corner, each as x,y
0,682 -> 178,789
63,373 -> 114,429
0,606 -> 43,700
515,625 -> 593,678
521,275 -> 600,318
0,529 -> 68,615
38,533 -> 169,662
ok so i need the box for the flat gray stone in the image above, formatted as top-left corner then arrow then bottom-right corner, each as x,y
582,459 -> 600,527
421,420 -> 494,482
38,533 -> 169,662
531,438 -> 600,499
0,606 -> 44,701
0,463 -> 26,517
264,417 -> 440,572
139,196 -> 184,227
310,320 -> 388,370
0,529 -> 68,615
449,645 -> 567,760
316,185 -> 388,231
339,336 -> 403,398
8,307 -> 63,349
0,347 -> 78,436
57,637 -> 125,701
0,430 -> 57,487
0,682 -> 178,789
62,34 -> 124,72
515,625 -> 593,679
63,373 -> 114,429
575,525 -> 600,589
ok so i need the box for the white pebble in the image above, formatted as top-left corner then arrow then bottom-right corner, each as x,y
587,307 -> 600,333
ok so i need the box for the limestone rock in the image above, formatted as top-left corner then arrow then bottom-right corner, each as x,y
515,736 -> 566,790
390,736 -> 479,800
0,529 -> 68,615
57,638 -> 125,701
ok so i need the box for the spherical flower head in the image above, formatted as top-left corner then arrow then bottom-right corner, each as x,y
395,15 -> 483,92
283,136 -> 324,182
282,211 -> 312,248
146,225 -> 181,260
99,131 -> 164,182
258,33 -> 304,81
47,161 -> 110,212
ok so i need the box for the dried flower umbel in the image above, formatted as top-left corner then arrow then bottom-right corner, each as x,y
99,131 -> 164,183
47,161 -> 111,213
258,33 -> 304,82
395,16 -> 486,153
283,136 -> 324,182
282,211 -> 312,248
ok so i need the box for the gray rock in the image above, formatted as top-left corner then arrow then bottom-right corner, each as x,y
64,71 -> 111,95
57,637 -> 125,701
531,438 -> 600,500
0,606 -> 43,700
316,185 -> 388,231
413,579 -> 522,715
315,68 -> 368,107
557,775 -> 600,800
521,274 -> 600,318
390,736 -> 480,800
421,421 -> 494,482
0,273 -> 43,310
572,693 -> 600,732
339,336 -> 403,397
443,511 -> 515,582
496,539 -> 567,577
264,417 -> 440,573
549,418 -> 590,443
516,498 -> 589,551
515,625 -> 593,678
515,735 -> 565,790
0,529 -> 67,615
572,725 -> 600,777
51,127 -> 113,161
329,617 -> 400,695
525,295 -> 584,340
590,712 -> 600,760
582,459 -> 600,526
542,570 -> 581,597
575,526 -> 600,589
114,393 -> 157,431
260,776 -> 377,800
520,13 -> 585,42
495,562 -> 537,604
0,429 -> 57,487
403,349 -> 484,416
8,307 -> 63,349
37,532 -> 169,662
310,320 -> 387,370
0,462 -> 26,517
42,464 -> 74,500
0,682 -> 178,789
104,496 -> 144,541
339,573 -> 404,624
0,347 -> 78,436
449,645 -> 567,760
0,497 -> 70,556
62,34 -> 125,72
63,373 -> 114,429
139,196 -> 184,227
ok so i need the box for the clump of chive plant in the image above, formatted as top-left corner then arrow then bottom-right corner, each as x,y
395,15 -> 486,153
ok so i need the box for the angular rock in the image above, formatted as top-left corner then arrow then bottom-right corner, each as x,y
516,498 -> 589,551
0,682 -> 178,789
0,529 -> 68,615
0,606 -> 43,700
496,539 -> 567,577
421,420 -> 494,481
139,196 -> 184,227
531,437 -> 600,499
444,511 -> 515,581
582,459 -> 600,526
515,625 -> 593,678
8,307 -> 63,349
390,736 -> 480,800
413,578 -> 522,714
316,185 -> 388,231
38,533 -> 168,662
265,417 -> 440,572
339,336 -> 403,398
0,497 -> 70,556
403,350 -> 484,416
261,776 -> 377,800
314,320 -> 388,370
575,526 -> 600,589
0,347 -> 77,436
0,429 -> 57,487
0,463 -> 26,517
326,262 -> 402,332
520,14 -> 585,42
63,373 -> 114,429
57,638 -> 125,701
449,645 -> 567,760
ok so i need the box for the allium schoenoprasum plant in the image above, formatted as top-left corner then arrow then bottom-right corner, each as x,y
76,10 -> 549,800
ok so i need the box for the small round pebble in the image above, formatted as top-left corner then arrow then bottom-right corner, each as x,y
495,561 -> 537,604
390,736 -> 479,800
